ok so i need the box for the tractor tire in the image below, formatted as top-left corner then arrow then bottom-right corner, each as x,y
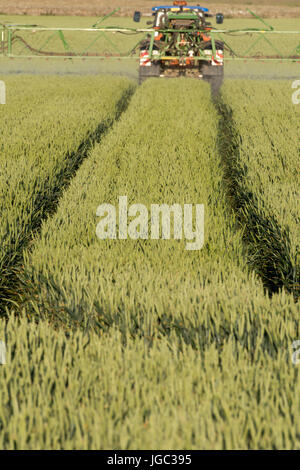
139,63 -> 161,84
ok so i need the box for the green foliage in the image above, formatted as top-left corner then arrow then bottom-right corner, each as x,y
221,80 -> 299,298
23,79 -> 298,350
0,76 -> 299,449
0,75 -> 135,307
23,79 -> 254,333
1,311 -> 300,450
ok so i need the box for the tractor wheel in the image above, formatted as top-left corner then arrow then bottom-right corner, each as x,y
139,63 -> 161,84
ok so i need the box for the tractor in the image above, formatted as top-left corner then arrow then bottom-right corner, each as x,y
2,5 -> 298,84
137,2 -> 224,89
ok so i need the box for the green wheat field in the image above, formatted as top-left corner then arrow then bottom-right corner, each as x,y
0,13 -> 299,450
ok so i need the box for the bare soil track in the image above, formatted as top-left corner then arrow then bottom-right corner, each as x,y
0,1 -> 299,19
